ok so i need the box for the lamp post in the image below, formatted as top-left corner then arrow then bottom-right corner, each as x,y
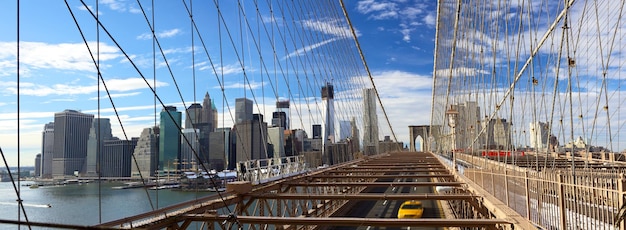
446,106 -> 459,171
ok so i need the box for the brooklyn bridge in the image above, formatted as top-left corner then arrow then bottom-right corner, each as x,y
1,0 -> 626,229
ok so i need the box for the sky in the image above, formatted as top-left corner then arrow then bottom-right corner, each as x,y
0,0 -> 438,167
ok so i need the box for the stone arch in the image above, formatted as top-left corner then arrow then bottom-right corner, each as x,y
409,125 -> 441,152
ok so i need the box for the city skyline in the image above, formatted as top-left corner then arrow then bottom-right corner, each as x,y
0,1 -> 437,167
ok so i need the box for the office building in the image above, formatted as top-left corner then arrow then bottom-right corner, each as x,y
363,88 -> 379,155
350,117 -> 360,150
209,128 -> 230,171
201,92 -> 218,132
339,120 -> 351,141
268,127 -> 285,159
85,118 -> 113,177
52,110 -> 94,178
272,111 -> 287,129
185,103 -> 203,130
312,124 -> 322,139
450,101 -> 481,149
235,98 -> 253,124
322,83 -> 335,145
100,138 -> 137,177
131,127 -> 159,178
180,128 -> 200,170
530,122 -> 550,150
159,106 -> 182,172
34,154 -> 41,177
40,122 -> 54,178
275,100 -> 290,129
235,114 -> 268,162
481,118 -> 511,149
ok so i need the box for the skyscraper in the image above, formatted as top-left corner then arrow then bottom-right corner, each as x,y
159,106 -> 182,172
185,103 -> 203,130
34,154 -> 41,177
86,118 -> 113,177
312,124 -> 322,139
272,111 -> 287,129
339,120 -> 351,141
101,138 -> 137,177
131,126 -> 159,178
267,126 -> 285,158
363,88 -> 379,155
481,118 -> 511,149
209,128 -> 230,171
201,92 -> 217,132
40,122 -> 54,178
235,114 -> 268,162
180,128 -> 200,170
52,110 -> 94,178
235,98 -> 253,124
275,100 -> 290,129
322,83 -> 335,146
530,122 -> 550,150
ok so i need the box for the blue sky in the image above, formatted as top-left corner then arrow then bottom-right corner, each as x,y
0,0 -> 437,167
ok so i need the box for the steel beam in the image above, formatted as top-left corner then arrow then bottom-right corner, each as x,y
251,193 -> 476,200
283,182 -> 464,187
183,215 -> 512,227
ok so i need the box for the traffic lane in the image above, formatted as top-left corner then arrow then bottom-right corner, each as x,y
329,174 -> 444,230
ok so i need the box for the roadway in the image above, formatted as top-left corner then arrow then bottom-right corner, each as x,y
329,171 -> 444,230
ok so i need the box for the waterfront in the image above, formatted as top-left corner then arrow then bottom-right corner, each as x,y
0,181 -> 216,229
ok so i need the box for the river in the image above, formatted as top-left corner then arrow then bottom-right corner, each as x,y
0,181 -> 216,229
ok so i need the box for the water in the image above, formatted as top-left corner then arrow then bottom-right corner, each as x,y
0,181 -> 215,229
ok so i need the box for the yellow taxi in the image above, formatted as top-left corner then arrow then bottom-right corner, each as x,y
397,200 -> 423,218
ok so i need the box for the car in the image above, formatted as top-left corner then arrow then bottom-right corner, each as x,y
397,200 -> 423,218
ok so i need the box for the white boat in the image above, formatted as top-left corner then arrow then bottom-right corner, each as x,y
148,184 -> 180,190
207,187 -> 226,192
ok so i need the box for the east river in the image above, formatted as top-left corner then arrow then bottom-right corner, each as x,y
0,181 -> 216,229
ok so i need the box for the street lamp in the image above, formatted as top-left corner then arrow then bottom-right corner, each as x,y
445,105 -> 459,171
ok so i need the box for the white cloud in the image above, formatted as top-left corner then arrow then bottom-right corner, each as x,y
2,78 -> 168,96
301,19 -> 360,38
356,1 -> 435,44
77,4 -> 103,15
137,28 -> 182,40
400,27 -> 412,42
219,81 -> 266,90
357,0 -> 398,19
283,38 -> 338,60
100,0 -> 140,13
129,6 -> 142,14
0,41 -> 119,73
434,67 -> 490,78
423,11 -> 436,27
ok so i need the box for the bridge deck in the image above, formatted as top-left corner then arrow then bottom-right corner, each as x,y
89,151 -> 530,229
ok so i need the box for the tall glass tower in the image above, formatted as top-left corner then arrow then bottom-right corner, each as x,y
159,106 -> 182,173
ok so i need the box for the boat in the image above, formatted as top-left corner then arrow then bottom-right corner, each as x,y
148,184 -> 180,190
207,187 -> 226,192
29,184 -> 39,189
112,182 -> 149,189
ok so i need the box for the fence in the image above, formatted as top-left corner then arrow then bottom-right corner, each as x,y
457,153 -> 626,230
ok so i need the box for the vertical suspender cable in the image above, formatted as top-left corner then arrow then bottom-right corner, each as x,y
152,0 -> 158,209
14,1 -> 31,228
16,0 -> 21,224
96,0 -> 102,224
